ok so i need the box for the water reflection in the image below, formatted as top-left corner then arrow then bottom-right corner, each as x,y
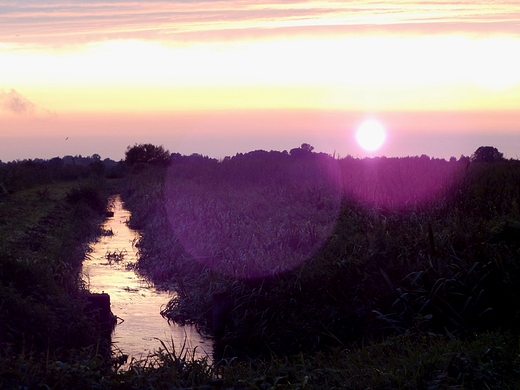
82,195 -> 211,361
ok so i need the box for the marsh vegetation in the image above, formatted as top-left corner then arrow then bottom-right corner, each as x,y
1,146 -> 520,388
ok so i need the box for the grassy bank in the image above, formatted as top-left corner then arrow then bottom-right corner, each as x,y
119,153 -> 520,387
2,153 -> 520,388
0,165 -> 122,387
4,330 -> 518,389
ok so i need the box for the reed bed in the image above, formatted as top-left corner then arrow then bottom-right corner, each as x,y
121,154 -> 520,362
2,152 -> 520,388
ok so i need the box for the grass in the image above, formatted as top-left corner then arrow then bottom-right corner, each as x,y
0,182 -> 71,246
215,331 -> 520,389
4,330 -> 517,389
2,153 -> 520,388
118,154 -> 520,387
0,176 -> 118,356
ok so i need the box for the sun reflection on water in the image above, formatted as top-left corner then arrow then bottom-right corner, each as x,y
82,195 -> 211,362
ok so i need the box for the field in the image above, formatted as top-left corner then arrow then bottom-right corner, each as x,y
1,149 -> 520,389
121,150 -> 520,387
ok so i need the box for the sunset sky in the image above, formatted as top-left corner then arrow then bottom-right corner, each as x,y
1,1 -> 520,162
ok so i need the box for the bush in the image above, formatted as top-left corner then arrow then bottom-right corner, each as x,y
65,184 -> 107,215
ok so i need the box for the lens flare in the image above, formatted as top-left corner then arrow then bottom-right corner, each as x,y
163,157 -> 343,279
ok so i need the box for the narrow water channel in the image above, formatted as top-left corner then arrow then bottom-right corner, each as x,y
82,195 -> 212,362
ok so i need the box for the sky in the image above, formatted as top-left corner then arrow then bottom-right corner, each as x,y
1,1 -> 520,162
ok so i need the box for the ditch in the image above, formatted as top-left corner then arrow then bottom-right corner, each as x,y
82,195 -> 212,362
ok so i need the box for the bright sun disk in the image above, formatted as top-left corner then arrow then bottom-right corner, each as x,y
356,119 -> 386,152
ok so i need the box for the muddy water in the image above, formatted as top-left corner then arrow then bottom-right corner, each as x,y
82,195 -> 211,362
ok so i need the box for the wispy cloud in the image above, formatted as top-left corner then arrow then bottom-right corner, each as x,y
0,89 -> 36,114
1,1 -> 519,44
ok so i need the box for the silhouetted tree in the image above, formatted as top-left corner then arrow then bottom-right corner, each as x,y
125,143 -> 170,166
458,155 -> 470,164
300,143 -> 314,153
290,143 -> 314,158
471,146 -> 505,163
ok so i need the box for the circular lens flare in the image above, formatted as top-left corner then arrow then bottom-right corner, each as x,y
163,157 -> 343,279
356,119 -> 386,151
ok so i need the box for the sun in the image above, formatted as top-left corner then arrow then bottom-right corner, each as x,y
356,119 -> 386,152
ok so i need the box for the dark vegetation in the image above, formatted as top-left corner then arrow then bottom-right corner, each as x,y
124,143 -> 171,169
0,154 -> 124,195
1,143 -> 520,388
471,146 -> 505,163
